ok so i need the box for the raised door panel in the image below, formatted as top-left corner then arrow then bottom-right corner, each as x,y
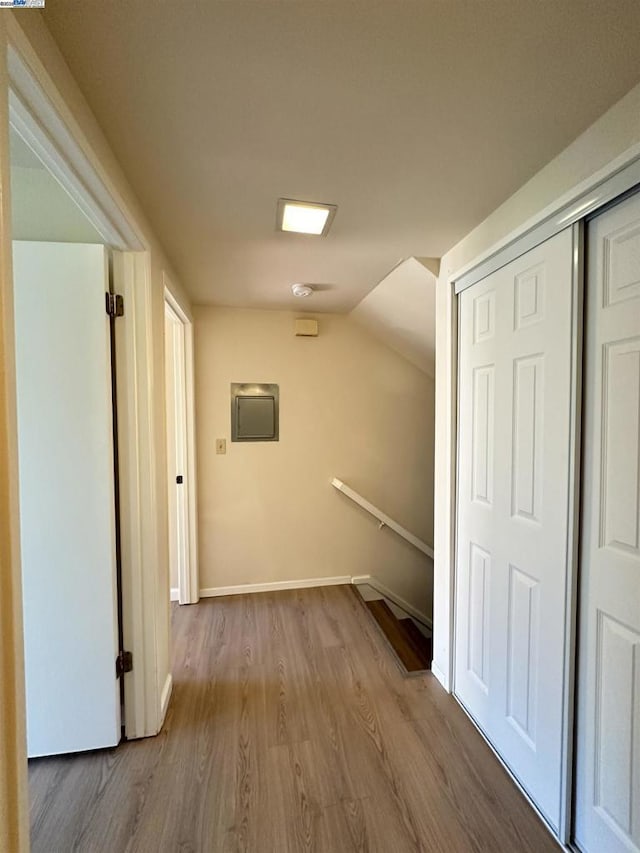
600,338 -> 640,555
603,216 -> 640,306
506,564 -> 539,749
471,366 -> 495,506
593,614 -> 640,846
511,355 -> 544,523
467,543 -> 491,692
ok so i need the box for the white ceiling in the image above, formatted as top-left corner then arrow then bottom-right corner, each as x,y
43,1 -> 640,313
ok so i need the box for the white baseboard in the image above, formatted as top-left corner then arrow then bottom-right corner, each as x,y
199,575 -> 352,598
351,574 -> 432,630
431,660 -> 450,692
170,587 -> 180,602
159,673 -> 173,727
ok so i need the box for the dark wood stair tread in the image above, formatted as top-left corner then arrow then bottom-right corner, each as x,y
399,616 -> 433,666
365,599 -> 431,673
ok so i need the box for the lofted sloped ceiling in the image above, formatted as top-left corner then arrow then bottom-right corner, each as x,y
351,258 -> 437,377
43,1 -> 640,313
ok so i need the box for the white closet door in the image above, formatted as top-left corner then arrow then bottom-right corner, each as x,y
455,228 -> 574,830
13,241 -> 120,757
574,193 -> 640,852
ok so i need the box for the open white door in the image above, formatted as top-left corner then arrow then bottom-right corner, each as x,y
13,240 -> 120,757
164,291 -> 198,607
574,193 -> 640,852
455,229 -> 574,831
164,303 -> 189,604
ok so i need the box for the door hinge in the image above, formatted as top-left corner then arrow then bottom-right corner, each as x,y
106,292 -> 124,318
116,650 -> 133,678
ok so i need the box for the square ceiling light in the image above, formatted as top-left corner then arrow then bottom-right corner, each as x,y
276,198 -> 337,236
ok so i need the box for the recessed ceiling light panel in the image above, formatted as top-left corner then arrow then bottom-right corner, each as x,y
277,198 -> 337,236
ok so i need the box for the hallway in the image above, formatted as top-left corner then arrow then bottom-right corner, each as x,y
29,586 -> 559,852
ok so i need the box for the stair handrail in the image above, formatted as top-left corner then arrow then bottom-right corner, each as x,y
331,478 -> 434,559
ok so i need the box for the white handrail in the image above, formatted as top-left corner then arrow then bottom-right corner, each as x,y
331,478 -> 434,559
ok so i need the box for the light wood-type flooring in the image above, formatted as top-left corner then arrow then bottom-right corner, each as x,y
29,585 -> 560,852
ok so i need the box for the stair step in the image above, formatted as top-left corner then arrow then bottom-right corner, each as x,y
365,599 -> 431,673
399,616 -> 432,668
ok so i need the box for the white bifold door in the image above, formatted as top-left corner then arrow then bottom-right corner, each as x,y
455,228 -> 574,831
574,193 -> 640,852
13,241 -> 121,757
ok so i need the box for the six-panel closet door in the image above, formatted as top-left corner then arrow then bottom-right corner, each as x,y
574,193 -> 640,853
455,228 -> 574,831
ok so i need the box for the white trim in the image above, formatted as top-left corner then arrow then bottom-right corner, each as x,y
6,36 -> 144,252
170,587 -> 180,602
159,673 -> 173,727
164,279 -> 199,605
332,478 -> 434,558
200,575 -> 352,598
431,661 -> 449,691
113,251 -> 162,739
351,574 -> 432,629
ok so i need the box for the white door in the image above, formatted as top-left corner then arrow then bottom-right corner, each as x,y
574,193 -> 640,852
13,241 -> 121,757
455,228 -> 574,831
164,303 -> 189,605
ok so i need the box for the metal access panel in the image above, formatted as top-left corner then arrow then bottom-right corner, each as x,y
231,383 -> 279,442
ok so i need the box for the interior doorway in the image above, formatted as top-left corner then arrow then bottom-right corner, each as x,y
10,127 -> 123,756
164,284 -> 198,605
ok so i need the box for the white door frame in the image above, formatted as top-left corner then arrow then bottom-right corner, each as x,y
164,281 -> 199,605
5,20 -> 165,741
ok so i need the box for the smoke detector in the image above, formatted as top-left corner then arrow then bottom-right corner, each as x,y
291,283 -> 314,298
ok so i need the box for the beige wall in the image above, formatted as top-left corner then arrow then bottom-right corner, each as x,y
432,80 -> 640,688
195,307 -> 434,618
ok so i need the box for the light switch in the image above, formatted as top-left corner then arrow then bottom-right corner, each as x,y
216,438 -> 226,455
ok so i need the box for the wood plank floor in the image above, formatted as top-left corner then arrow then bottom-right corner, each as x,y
29,585 -> 560,852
